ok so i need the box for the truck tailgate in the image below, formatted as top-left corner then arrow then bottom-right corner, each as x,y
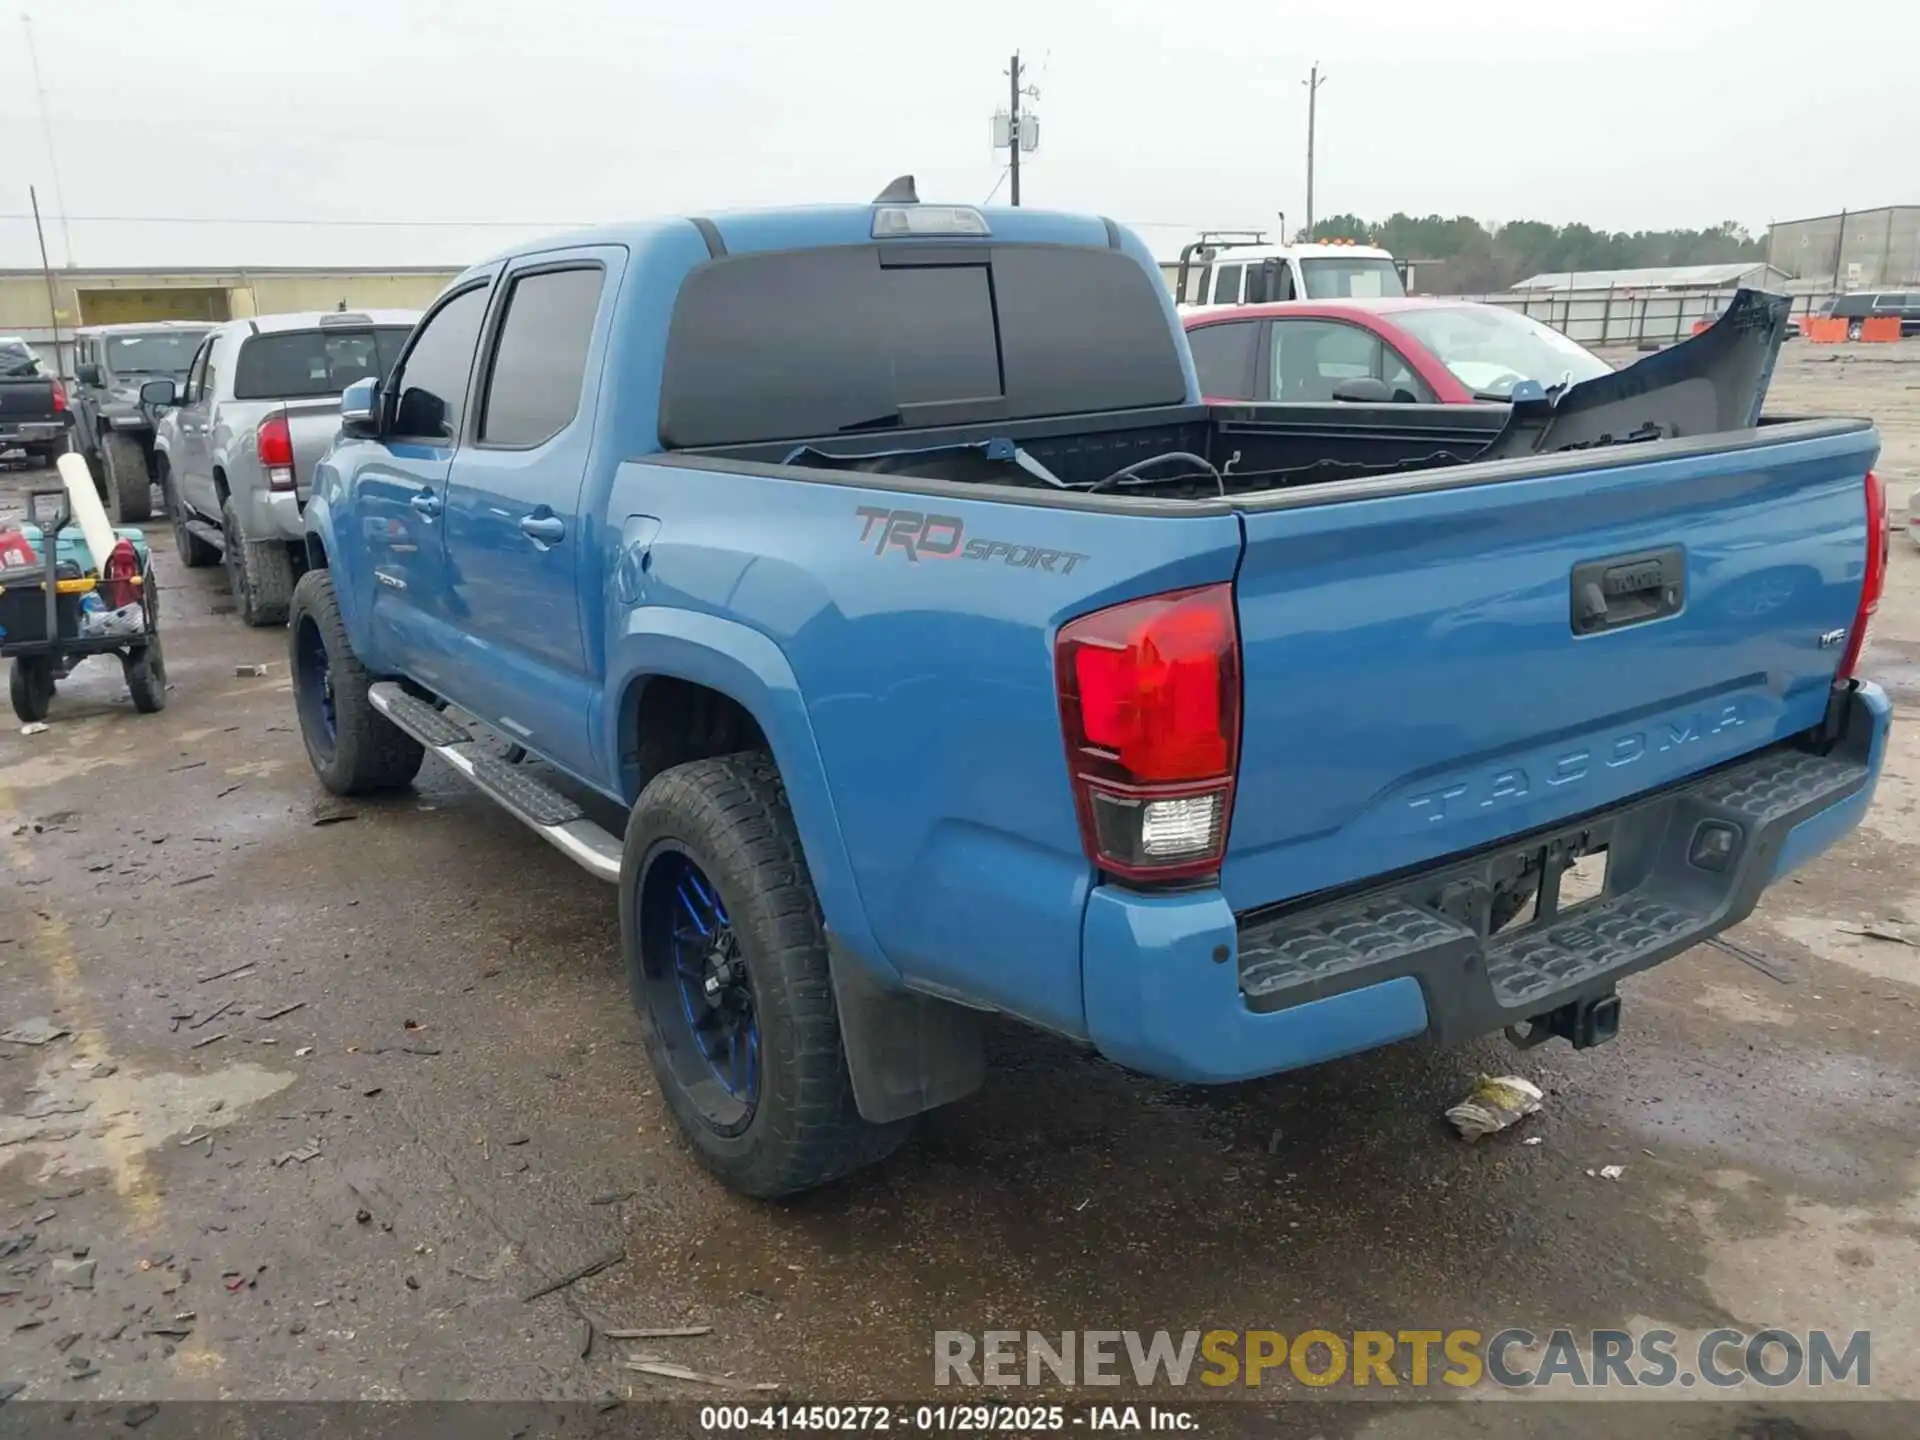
281,397 -> 344,503
1222,420 -> 1880,913
0,379 -> 58,422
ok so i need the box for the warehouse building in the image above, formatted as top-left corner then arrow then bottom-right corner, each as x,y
1766,206 -> 1920,291
0,265 -> 459,371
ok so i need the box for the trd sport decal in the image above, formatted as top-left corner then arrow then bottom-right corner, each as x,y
854,506 -> 1090,574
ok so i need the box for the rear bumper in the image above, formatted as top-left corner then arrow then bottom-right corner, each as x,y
233,484 -> 307,545
0,422 -> 66,445
1081,682 -> 1890,1084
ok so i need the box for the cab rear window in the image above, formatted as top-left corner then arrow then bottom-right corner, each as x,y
658,243 -> 1186,448
233,327 -> 411,400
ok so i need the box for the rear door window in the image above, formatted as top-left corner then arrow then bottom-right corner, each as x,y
477,266 -> 605,447
234,327 -> 412,400
1211,264 -> 1243,305
1187,322 -> 1258,399
659,244 -> 1186,448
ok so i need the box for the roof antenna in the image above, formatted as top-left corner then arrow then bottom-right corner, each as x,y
873,175 -> 918,205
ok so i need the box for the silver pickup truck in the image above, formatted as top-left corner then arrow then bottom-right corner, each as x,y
146,310 -> 418,625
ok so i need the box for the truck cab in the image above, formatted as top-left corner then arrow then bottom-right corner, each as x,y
1175,231 -> 1404,310
67,321 -> 212,523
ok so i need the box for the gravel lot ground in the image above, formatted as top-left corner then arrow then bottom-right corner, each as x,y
2,343 -> 1917,1435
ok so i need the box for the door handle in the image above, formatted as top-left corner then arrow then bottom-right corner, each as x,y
410,491 -> 443,518
1570,546 -> 1684,635
519,514 -> 565,545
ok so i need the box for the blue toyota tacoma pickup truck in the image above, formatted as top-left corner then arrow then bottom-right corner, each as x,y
291,182 -> 1891,1196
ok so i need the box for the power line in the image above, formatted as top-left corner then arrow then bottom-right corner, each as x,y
21,15 -> 73,265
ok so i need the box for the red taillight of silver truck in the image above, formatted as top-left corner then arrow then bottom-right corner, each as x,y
257,414 -> 295,492
1055,583 -> 1241,883
1836,469 -> 1887,682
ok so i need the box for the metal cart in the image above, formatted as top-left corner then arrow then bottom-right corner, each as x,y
2,487 -> 165,723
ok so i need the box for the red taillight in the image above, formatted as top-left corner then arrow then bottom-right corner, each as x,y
1055,583 -> 1240,883
257,414 -> 295,492
50,380 -> 67,413
101,538 -> 142,611
1836,469 -> 1887,682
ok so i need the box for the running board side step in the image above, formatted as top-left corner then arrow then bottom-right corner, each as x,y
367,682 -> 623,883
182,519 -> 225,552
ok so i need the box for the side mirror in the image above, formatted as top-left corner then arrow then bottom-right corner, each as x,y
75,363 -> 102,388
339,377 -> 381,437
140,379 -> 178,408
1331,377 -> 1395,403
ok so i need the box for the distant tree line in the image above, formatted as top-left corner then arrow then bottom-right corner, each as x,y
1305,214 -> 1767,291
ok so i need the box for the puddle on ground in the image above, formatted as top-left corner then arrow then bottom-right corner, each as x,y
0,1047 -> 295,1183
1606,1043 -> 1913,1190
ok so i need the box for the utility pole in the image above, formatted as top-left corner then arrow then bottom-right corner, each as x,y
23,15 -> 74,266
1303,62 -> 1327,238
29,187 -> 65,377
1009,53 -> 1023,207
990,55 -> 1039,206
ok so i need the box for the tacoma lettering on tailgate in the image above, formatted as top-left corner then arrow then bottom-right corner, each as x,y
1405,701 -> 1750,824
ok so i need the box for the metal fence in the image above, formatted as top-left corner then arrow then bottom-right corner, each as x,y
1449,287 -> 1845,349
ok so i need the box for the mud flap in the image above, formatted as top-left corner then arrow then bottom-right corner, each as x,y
828,939 -> 985,1124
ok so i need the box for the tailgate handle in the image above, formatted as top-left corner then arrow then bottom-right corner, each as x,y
1570,546 -> 1684,635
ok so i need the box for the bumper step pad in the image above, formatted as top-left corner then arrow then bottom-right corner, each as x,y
1236,737 -> 1870,1040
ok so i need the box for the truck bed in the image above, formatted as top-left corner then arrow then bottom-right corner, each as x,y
675,288 -> 1807,508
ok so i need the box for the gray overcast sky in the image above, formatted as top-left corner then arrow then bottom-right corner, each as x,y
3,0 -> 1915,270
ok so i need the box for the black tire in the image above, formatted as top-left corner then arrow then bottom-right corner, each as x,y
102,430 -> 152,523
9,658 -> 55,723
27,439 -> 65,469
222,497 -> 293,626
123,637 -> 166,714
619,752 -> 913,1197
287,568 -> 423,794
168,473 -> 219,569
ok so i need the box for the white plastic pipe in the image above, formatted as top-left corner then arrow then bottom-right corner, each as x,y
56,451 -> 118,574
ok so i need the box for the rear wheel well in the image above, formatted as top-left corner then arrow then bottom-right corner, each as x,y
212,468 -> 230,505
625,677 -> 769,797
304,531 -> 329,570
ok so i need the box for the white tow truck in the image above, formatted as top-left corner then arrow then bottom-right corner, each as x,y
1173,230 -> 1405,311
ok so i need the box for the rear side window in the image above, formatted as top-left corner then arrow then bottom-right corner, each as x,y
392,287 -> 489,440
478,267 -> 605,447
1187,321 -> 1258,399
233,327 -> 411,400
1211,264 -> 1243,305
659,243 -> 1186,449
